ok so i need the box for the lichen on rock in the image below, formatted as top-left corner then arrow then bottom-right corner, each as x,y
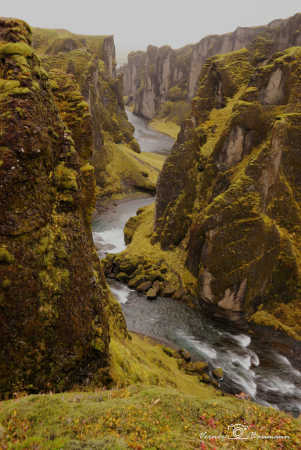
32,27 -> 143,199
121,13 -> 301,133
114,42 -> 301,340
0,17 -> 125,398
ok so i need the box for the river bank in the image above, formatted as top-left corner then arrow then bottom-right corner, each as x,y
93,110 -> 301,417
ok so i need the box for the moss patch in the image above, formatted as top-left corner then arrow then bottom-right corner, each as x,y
0,332 -> 300,449
149,118 -> 180,139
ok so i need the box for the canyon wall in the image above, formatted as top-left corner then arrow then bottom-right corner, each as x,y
0,18 -> 126,398
121,13 -> 301,121
32,27 -> 158,198
110,38 -> 301,340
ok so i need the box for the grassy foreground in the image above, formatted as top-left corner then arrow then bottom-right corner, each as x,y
0,333 -> 300,449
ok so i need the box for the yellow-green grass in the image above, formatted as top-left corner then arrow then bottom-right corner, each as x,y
149,118 -> 180,139
110,333 -> 212,395
0,332 -> 300,449
93,141 -> 164,199
135,152 -> 166,171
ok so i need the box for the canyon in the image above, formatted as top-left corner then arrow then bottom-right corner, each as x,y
0,11 -> 301,449
121,13 -> 301,122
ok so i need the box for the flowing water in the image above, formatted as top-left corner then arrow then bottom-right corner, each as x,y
92,110 -> 301,417
126,109 -> 174,155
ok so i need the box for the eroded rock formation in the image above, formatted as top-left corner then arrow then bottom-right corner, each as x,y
121,13 -> 301,122
0,18 -> 119,397
157,45 -> 301,325
111,41 -> 301,340
32,27 -> 154,198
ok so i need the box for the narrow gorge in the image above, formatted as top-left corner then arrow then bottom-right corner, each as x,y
121,13 -> 301,125
0,9 -> 301,449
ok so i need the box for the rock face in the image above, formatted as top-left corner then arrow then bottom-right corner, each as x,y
122,45 -> 192,120
121,13 -> 301,121
156,45 -> 301,328
115,41 -> 301,339
32,27 -> 142,196
0,18 -> 116,397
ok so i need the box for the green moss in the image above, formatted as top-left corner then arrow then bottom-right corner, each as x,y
0,79 -> 20,93
2,279 -> 11,289
149,118 -> 180,139
0,18 -> 113,398
0,247 -> 14,264
92,140 -> 160,198
251,309 -> 301,341
108,203 -> 197,298
0,333 -> 300,448
80,162 -> 94,173
39,268 -> 69,293
54,163 -> 78,191
113,41 -> 301,339
0,42 -> 33,58
156,99 -> 191,125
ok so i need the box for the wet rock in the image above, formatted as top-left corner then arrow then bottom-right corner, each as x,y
183,361 -> 209,375
152,280 -> 161,291
183,295 -> 196,306
173,288 -> 185,300
116,272 -> 129,282
107,272 -> 116,279
118,260 -> 137,275
212,367 -> 224,381
199,373 -> 211,384
162,347 -> 176,357
136,281 -> 152,292
161,284 -> 176,297
178,349 -> 191,362
146,283 -> 160,300
128,275 -> 148,289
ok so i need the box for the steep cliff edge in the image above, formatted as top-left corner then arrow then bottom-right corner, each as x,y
121,13 -> 301,125
0,18 -> 301,446
0,18 -> 124,398
32,28 -> 160,198
108,43 -> 301,340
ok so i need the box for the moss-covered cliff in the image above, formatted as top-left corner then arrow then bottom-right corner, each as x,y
0,17 -> 301,444
122,44 -> 192,123
121,13 -> 301,126
0,18 -> 121,398
109,43 -> 301,340
32,27 -> 160,198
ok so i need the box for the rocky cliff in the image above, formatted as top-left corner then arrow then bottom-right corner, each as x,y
121,13 -> 301,123
108,41 -> 301,340
122,44 -> 192,121
0,18 -> 125,398
32,27 -> 160,198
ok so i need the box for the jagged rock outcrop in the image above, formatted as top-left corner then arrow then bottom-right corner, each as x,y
32,27 -> 150,197
32,30 -> 138,151
122,44 -> 192,120
0,18 -> 120,397
121,13 -> 301,122
112,42 -> 301,339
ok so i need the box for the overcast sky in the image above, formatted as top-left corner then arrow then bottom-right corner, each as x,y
1,1 -> 300,60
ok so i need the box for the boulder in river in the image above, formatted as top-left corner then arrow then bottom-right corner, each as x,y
137,281 -> 153,292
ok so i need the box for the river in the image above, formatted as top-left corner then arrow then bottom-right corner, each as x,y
92,110 -> 301,417
126,109 -> 174,155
